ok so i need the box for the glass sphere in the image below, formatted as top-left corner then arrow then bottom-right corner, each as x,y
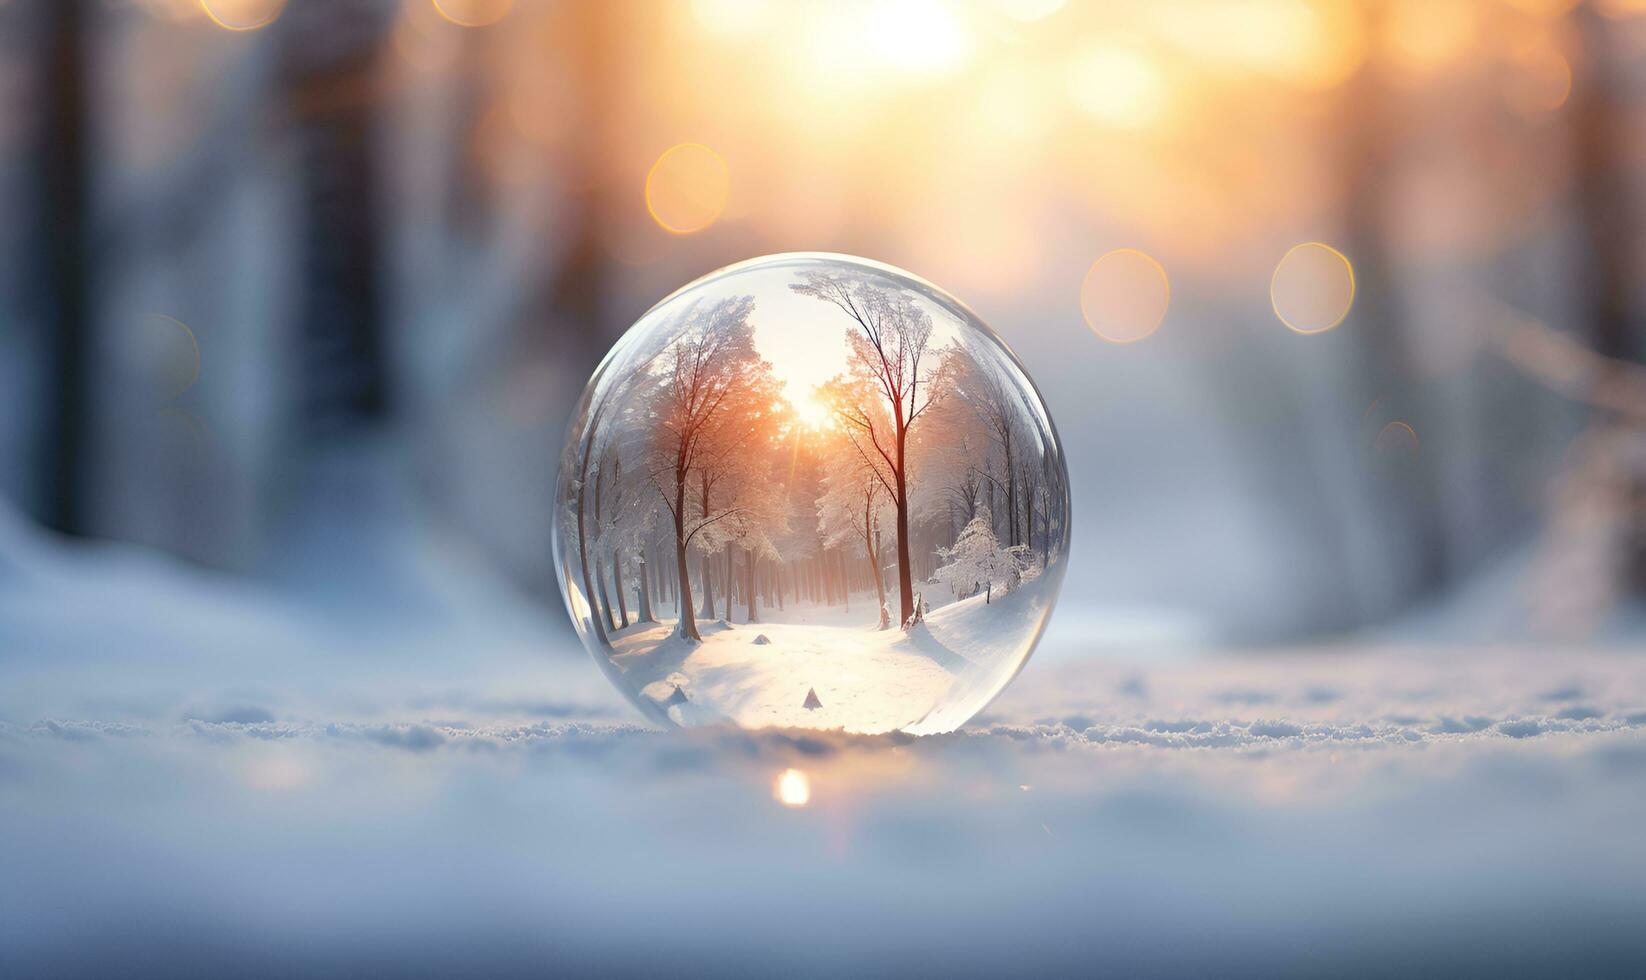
553,254 -> 1070,734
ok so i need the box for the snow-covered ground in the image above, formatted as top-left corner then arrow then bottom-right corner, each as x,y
613,617 -> 961,731
604,582 -> 1049,734
4,508 -> 1646,977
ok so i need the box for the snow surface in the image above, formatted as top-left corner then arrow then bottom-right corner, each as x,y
4,508 -> 1646,977
606,583 -> 1047,734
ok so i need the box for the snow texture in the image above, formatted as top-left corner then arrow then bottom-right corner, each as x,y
3,512 -> 1646,977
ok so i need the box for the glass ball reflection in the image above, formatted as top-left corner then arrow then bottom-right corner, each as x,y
553,254 -> 1069,734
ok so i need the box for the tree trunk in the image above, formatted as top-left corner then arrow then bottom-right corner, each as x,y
598,553 -> 619,632
699,549 -> 717,618
893,426 -> 915,626
744,547 -> 759,623
1004,430 -> 1018,546
653,548 -> 665,609
673,474 -> 700,641
985,463 -> 997,537
658,547 -> 672,610
638,554 -> 656,623
576,478 -> 608,645
611,548 -> 630,628
724,546 -> 734,621
1040,455 -> 1054,567
868,544 -> 890,629
838,548 -> 851,612
865,494 -> 890,629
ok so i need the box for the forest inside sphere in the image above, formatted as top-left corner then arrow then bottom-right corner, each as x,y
556,256 -> 1070,733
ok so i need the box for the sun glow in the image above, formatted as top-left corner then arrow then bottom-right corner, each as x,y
791,390 -> 833,430
868,0 -> 971,76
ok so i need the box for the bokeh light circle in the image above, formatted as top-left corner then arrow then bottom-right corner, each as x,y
1271,242 -> 1355,334
1374,420 -> 1420,460
645,143 -> 730,235
431,0 -> 514,28
1080,248 -> 1169,344
199,0 -> 285,31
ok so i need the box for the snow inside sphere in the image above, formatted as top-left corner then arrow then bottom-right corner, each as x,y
553,254 -> 1070,734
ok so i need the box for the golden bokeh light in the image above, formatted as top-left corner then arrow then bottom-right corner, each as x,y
1271,242 -> 1354,334
1080,248 -> 1169,344
199,0 -> 284,31
1385,0 -> 1478,79
139,0 -> 208,24
774,768 -> 811,808
645,143 -> 730,235
1066,43 -> 1168,129
1147,0 -> 1364,90
1278,0 -> 1366,90
431,0 -> 514,28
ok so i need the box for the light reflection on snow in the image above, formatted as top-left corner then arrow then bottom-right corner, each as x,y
774,767 -> 811,807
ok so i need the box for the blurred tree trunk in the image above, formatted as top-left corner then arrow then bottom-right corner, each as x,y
279,5 -> 391,436
1573,3 -> 1645,592
1332,0 -> 1446,615
38,0 -> 91,534
546,1 -> 621,379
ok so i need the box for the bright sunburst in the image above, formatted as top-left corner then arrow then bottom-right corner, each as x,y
791,390 -> 833,429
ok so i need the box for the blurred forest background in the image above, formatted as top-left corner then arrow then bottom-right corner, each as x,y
2,0 -> 1645,649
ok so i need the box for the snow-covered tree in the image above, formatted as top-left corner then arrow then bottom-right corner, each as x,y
645,295 -> 782,641
792,270 -> 952,628
933,507 -> 1028,603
